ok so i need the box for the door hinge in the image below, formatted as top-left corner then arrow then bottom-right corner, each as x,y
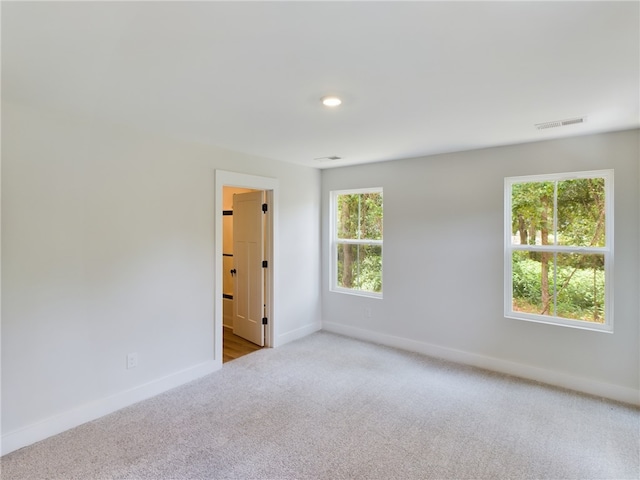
262,203 -> 268,213
262,260 -> 268,268
262,317 -> 268,325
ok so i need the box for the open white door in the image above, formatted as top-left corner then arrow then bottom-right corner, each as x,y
232,191 -> 265,346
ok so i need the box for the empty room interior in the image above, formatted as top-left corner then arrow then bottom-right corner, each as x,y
1,2 -> 639,479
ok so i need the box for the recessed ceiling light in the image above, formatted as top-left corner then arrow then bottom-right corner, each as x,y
321,96 -> 342,107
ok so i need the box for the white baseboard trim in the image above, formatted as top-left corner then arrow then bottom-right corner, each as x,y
322,321 -> 639,406
1,360 -> 219,456
275,321 -> 322,348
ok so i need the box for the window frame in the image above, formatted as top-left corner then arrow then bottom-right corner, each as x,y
330,187 -> 383,298
504,169 -> 614,333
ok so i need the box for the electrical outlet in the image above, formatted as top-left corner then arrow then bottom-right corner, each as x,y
364,306 -> 372,318
126,353 -> 138,369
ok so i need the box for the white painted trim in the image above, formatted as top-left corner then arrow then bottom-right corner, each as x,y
1,360 -> 218,456
275,322 -> 322,348
322,321 -> 639,406
214,171 -> 279,356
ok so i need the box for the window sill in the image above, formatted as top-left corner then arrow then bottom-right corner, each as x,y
505,312 -> 612,333
330,287 -> 383,299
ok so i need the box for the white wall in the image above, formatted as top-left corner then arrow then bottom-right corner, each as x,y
1,101 -> 321,453
322,130 -> 640,404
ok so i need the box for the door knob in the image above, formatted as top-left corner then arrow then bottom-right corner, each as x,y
230,269 -> 237,276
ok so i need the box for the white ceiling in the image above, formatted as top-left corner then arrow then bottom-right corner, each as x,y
3,1 -> 639,168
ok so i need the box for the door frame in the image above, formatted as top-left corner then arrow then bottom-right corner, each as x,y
214,170 -> 278,364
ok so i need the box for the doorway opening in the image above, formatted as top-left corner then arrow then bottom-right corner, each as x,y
214,171 -> 278,366
222,186 -> 263,362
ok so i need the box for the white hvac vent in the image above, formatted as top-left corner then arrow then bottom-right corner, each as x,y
535,116 -> 587,130
314,155 -> 342,161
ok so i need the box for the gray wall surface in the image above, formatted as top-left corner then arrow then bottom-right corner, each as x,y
322,130 -> 639,402
2,101 -> 321,440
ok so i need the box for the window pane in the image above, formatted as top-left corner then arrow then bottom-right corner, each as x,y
511,181 -> 555,246
513,251 -> 606,323
511,250 -> 555,316
336,192 -> 383,241
336,243 -> 382,293
337,194 -> 359,240
359,193 -> 383,240
337,243 -> 357,288
555,253 -> 605,323
358,244 -> 382,292
557,178 -> 606,247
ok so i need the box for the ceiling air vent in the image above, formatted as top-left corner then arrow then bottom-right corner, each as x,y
535,116 -> 587,130
314,156 -> 342,162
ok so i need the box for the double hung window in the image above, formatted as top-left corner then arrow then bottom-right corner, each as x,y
505,170 -> 613,332
331,188 -> 383,297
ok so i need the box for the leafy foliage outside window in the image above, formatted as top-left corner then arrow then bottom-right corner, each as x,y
505,171 -> 612,331
332,189 -> 383,296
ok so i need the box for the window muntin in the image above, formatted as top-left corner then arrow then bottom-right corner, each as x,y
505,170 -> 613,332
331,188 -> 383,297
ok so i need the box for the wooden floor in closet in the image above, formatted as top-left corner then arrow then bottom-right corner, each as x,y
223,326 -> 263,363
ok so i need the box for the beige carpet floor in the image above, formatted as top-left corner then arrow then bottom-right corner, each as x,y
2,331 -> 638,479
